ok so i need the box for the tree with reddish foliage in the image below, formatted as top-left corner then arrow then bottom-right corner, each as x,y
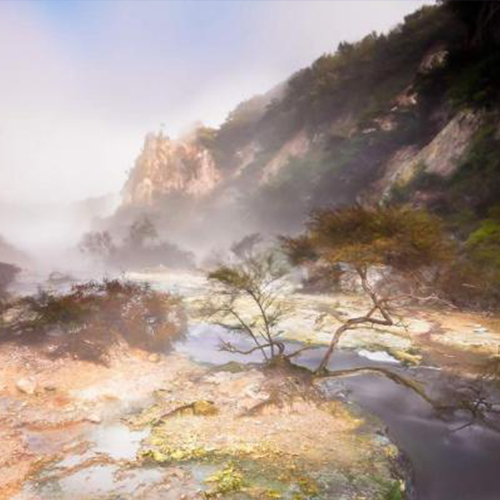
282,205 -> 453,373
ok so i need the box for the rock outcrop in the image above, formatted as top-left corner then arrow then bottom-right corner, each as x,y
122,133 -> 222,206
261,130 -> 311,183
370,109 -> 484,200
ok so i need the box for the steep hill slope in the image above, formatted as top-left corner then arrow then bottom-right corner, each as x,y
116,3 -> 500,250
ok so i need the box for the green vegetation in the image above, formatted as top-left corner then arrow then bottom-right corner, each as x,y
466,209 -> 500,279
380,480 -> 405,500
244,152 -> 322,232
283,205 -> 451,272
271,6 -> 459,127
442,1 -> 500,49
238,1 -> 498,240
389,162 -> 445,205
200,91 -> 279,170
0,280 -> 185,363
195,5 -> 464,228
447,122 -> 500,217
205,463 -> 245,497
416,2 -> 500,111
387,119 -> 500,309
447,52 -> 500,110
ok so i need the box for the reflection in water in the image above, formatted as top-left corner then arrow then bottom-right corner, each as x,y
40,465 -> 162,498
325,375 -> 500,500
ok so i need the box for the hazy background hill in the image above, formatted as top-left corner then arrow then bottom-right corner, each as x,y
109,4 -> 498,249
0,195 -> 118,270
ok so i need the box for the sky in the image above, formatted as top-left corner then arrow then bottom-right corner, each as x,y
0,0 -> 431,204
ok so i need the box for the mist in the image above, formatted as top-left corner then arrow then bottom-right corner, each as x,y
1,3 -> 500,497
0,0 -> 429,274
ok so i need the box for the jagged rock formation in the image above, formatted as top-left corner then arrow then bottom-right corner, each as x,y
122,132 -> 222,206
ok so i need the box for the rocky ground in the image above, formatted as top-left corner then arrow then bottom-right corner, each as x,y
0,343 -> 400,500
1,269 -> 499,499
0,344 -> 195,499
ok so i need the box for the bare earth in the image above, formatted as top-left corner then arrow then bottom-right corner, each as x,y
0,343 -> 395,499
1,270 -> 499,498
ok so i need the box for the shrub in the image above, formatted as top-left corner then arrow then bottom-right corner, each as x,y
437,258 -> 500,310
446,122 -> 500,216
0,280 -> 185,363
467,219 -> 500,271
204,251 -> 310,362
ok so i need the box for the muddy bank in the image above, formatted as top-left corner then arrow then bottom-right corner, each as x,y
0,339 -> 400,500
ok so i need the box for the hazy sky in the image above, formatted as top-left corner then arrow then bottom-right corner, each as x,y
0,0 -> 430,204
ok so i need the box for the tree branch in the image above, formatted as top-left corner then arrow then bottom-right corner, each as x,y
219,340 -> 273,356
285,344 -> 318,359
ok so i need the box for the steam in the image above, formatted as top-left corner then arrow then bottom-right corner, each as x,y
0,0 -> 429,205
0,0 -> 430,271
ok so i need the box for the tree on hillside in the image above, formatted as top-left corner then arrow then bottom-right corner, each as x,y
126,216 -> 158,248
442,0 -> 500,48
230,233 -> 263,260
282,205 -> 453,373
78,231 -> 115,261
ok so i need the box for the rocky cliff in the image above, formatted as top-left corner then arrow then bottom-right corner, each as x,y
122,132 -> 222,206
118,3 -> 500,243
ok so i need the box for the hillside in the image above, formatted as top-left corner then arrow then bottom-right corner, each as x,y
116,3 -> 500,253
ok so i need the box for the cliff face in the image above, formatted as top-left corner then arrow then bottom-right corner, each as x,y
366,108 -> 485,202
122,133 -> 222,206
118,3 -> 500,241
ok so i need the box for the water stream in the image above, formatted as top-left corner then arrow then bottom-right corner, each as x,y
175,323 -> 500,500
13,272 -> 500,499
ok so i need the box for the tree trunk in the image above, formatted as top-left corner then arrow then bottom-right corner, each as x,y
315,267 -> 393,374
316,324 -> 348,374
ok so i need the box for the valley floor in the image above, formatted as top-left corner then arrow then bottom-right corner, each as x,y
1,269 -> 499,499
0,345 -> 397,499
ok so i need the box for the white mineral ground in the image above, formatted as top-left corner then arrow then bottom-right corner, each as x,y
0,269 -> 498,499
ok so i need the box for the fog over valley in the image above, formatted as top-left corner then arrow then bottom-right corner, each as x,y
1,2 -> 500,500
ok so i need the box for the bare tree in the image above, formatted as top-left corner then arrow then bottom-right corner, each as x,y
78,231 -> 115,262
205,251 -> 302,362
126,216 -> 158,249
230,233 -> 263,260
